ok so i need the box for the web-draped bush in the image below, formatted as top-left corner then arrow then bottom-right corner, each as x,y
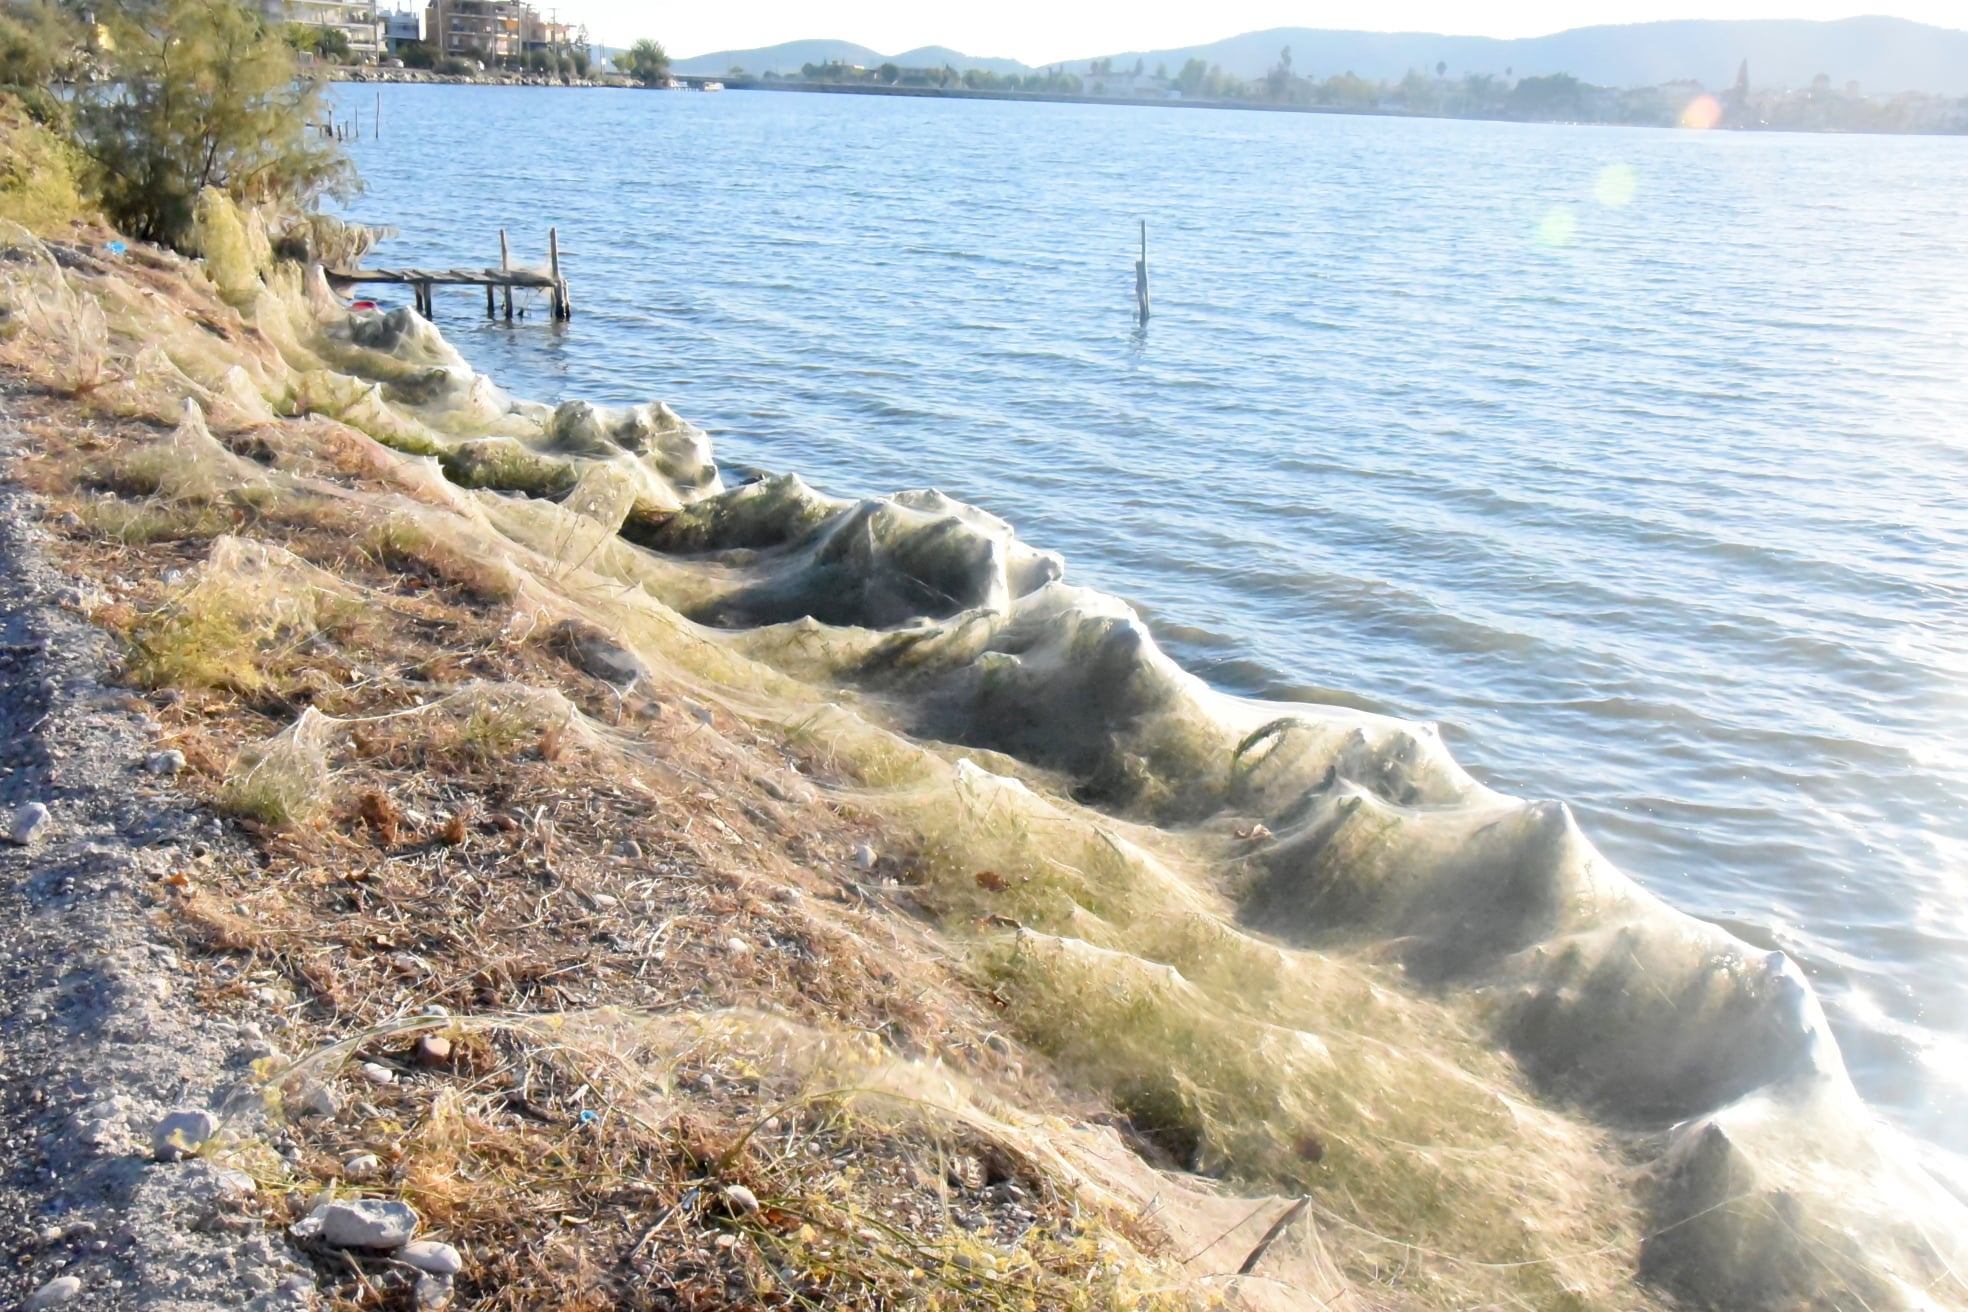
73,0 -> 356,249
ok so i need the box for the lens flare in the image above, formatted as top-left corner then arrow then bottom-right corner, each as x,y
1594,163 -> 1637,207
1681,95 -> 1723,129
1536,206 -> 1578,247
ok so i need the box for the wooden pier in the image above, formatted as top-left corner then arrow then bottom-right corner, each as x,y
327,228 -> 572,321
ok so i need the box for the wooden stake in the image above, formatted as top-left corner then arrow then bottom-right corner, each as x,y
500,229 -> 513,320
548,227 -> 565,320
1136,221 -> 1150,325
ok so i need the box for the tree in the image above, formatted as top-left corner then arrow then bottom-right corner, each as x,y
285,22 -> 351,63
878,61 -> 898,83
614,37 -> 669,87
1436,60 -> 1447,78
397,39 -> 437,69
74,0 -> 355,249
527,48 -> 549,74
0,1 -> 85,92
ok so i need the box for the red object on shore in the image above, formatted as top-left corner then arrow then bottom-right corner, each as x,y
351,299 -> 379,311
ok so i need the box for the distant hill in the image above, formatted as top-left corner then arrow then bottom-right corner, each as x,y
672,40 -> 1031,77
673,18 -> 1968,95
1084,17 -> 1968,95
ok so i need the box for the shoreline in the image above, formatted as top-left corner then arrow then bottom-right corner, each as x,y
0,180 -> 1964,1310
326,70 -> 1968,137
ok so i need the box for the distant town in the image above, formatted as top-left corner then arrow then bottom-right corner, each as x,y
274,1 -> 1968,135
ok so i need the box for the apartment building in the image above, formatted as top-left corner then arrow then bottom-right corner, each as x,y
261,0 -> 385,61
423,0 -> 574,60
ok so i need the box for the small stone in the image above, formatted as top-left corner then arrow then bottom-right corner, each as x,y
293,1084 -> 341,1119
725,937 -> 752,956
357,1062 -> 395,1085
611,838 -> 642,860
296,1197 -> 420,1249
851,844 -> 877,871
723,1184 -> 760,1215
687,701 -> 715,725
343,1153 -> 382,1180
414,1035 -> 452,1068
413,1274 -> 454,1310
152,1108 -> 219,1161
24,1275 -> 82,1311
144,750 -> 187,775
9,801 -> 52,847
398,1240 -> 462,1275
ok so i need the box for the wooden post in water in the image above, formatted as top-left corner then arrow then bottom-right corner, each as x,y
375,90 -> 381,141
1136,221 -> 1150,325
549,227 -> 567,320
499,229 -> 513,321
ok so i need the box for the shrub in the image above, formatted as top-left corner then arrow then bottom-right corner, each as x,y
72,0 -> 356,249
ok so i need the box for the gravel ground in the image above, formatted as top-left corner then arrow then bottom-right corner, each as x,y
0,406 -> 315,1312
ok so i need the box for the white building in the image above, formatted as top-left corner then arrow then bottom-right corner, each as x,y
260,0 -> 385,61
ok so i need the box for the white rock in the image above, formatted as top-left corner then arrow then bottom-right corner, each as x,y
357,1062 -> 395,1085
852,843 -> 877,870
725,937 -> 752,956
24,1275 -> 82,1311
723,1183 -> 760,1215
145,750 -> 188,775
343,1153 -> 382,1180
296,1197 -> 420,1249
9,801 -> 52,847
293,1084 -> 341,1119
413,1274 -> 454,1310
398,1240 -> 462,1275
153,1108 -> 219,1161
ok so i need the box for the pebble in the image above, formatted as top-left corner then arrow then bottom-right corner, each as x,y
293,1084 -> 341,1119
294,1197 -> 420,1249
357,1062 -> 395,1085
343,1153 -> 381,1180
725,937 -> 752,956
852,844 -> 877,871
24,1275 -> 82,1311
151,1108 -> 219,1161
723,1184 -> 760,1215
413,1274 -> 454,1310
144,750 -> 187,775
687,701 -> 715,725
414,1035 -> 452,1068
398,1240 -> 463,1275
9,801 -> 52,847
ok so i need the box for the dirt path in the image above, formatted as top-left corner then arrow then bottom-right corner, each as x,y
0,396 -> 313,1312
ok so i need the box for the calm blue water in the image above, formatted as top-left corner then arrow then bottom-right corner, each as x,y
334,85 -> 1968,1166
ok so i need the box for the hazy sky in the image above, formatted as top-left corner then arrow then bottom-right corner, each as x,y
562,2 -> 1967,60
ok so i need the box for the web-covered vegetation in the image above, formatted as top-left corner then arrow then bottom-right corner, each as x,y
0,171 -> 1962,1312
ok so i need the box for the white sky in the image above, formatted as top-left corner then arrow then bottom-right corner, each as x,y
559,2 -> 1968,62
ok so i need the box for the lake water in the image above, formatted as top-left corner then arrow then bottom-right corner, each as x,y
333,85 -> 1968,1173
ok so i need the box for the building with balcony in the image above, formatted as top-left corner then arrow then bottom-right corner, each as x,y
382,7 -> 424,51
261,0 -> 385,61
424,0 -> 523,61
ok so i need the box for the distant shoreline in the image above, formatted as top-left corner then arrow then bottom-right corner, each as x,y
325,70 -> 1968,136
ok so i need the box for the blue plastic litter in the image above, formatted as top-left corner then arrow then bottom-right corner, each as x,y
104,241 -> 127,255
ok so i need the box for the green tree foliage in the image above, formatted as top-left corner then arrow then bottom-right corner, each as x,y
396,39 -> 437,70
74,0 -> 355,248
0,1 -> 84,91
285,22 -> 352,63
614,37 -> 669,86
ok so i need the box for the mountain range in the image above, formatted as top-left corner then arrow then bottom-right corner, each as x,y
669,17 -> 1968,96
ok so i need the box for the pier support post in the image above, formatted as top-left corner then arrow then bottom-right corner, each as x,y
548,227 -> 567,321
1136,221 -> 1150,325
500,230 -> 513,321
